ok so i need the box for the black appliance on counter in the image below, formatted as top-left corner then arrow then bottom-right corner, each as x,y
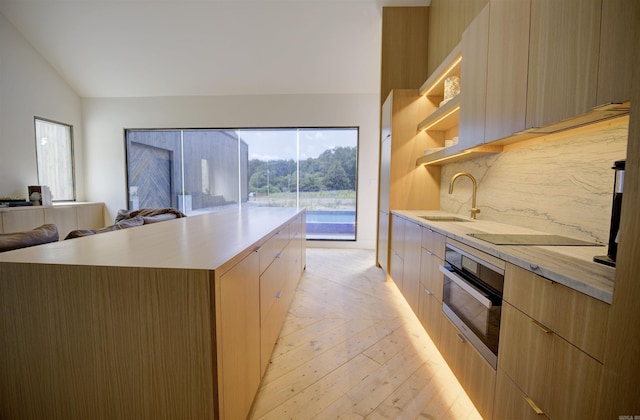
595,160 -> 625,267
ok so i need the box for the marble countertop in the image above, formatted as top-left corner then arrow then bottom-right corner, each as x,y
393,210 -> 615,304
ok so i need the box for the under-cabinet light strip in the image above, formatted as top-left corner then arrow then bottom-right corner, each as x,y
419,105 -> 461,132
422,150 -> 471,166
421,56 -> 463,97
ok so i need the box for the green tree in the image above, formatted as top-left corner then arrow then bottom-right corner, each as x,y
323,161 -> 350,190
300,173 -> 323,192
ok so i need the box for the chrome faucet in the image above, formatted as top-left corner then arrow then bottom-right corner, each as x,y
449,172 -> 480,219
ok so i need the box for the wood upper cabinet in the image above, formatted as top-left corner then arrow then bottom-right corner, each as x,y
526,0 -> 602,129
596,0 -> 638,106
484,0 -> 531,143
458,3 -> 490,149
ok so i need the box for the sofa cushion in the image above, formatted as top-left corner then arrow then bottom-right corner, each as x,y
0,224 -> 59,252
65,216 -> 145,239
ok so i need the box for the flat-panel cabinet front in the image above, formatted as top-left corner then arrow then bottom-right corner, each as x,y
484,0 -> 531,143
526,0 -> 601,128
458,3 -> 489,149
217,250 -> 261,420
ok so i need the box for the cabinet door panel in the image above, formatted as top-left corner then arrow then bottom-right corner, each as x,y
419,248 -> 444,303
418,289 -> 442,345
458,4 -> 489,149
596,0 -> 637,105
526,0 -> 601,128
549,336 -> 603,420
259,227 -> 289,274
494,370 -> 547,420
389,249 -> 404,291
421,227 -> 445,260
438,314 -> 468,386
44,206 -> 77,240
402,220 -> 422,313
76,203 -> 105,230
505,264 -> 608,362
2,208 -> 45,233
484,0 -> 530,142
218,251 -> 261,420
377,210 -> 390,273
463,343 -> 496,420
498,303 -> 552,412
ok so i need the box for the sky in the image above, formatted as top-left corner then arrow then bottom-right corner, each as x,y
239,128 -> 358,161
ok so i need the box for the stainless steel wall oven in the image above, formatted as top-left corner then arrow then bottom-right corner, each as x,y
440,243 -> 505,369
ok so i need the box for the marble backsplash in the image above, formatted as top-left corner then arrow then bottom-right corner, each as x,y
440,120 -> 629,244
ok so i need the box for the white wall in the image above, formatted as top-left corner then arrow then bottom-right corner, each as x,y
82,94 -> 380,249
0,13 -> 84,199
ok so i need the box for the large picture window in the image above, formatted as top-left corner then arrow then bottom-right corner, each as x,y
125,128 -> 358,241
34,117 -> 75,201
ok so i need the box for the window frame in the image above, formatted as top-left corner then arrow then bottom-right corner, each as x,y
33,116 -> 76,202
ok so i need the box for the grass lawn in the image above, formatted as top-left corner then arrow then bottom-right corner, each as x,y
248,190 -> 356,211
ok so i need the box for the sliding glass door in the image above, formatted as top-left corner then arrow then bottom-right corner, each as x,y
125,128 -> 357,241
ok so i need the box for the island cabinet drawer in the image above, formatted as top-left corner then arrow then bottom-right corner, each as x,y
421,227 -> 445,259
259,245 -> 292,374
259,225 -> 290,274
289,213 -> 303,240
260,248 -> 288,323
503,264 -> 609,362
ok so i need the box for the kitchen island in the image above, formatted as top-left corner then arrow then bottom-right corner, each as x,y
0,207 -> 306,420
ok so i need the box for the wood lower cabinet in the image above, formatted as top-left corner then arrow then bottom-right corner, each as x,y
417,227 -> 445,345
401,219 -> 422,313
494,370 -> 547,420
0,202 -> 104,238
496,263 -> 607,419
418,280 -> 442,344
496,302 -> 603,419
218,250 -> 262,420
503,264 -> 608,362
389,214 -> 406,290
439,313 -> 496,420
0,207 -> 304,420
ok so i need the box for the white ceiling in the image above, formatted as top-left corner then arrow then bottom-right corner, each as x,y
1,0 -> 428,98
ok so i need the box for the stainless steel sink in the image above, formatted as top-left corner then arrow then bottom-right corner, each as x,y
419,215 -> 471,222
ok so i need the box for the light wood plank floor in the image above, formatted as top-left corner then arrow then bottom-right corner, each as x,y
250,248 -> 482,419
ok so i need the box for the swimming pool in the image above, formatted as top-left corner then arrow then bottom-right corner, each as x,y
306,210 -> 356,240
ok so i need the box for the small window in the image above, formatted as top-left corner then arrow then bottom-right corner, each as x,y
34,118 -> 75,201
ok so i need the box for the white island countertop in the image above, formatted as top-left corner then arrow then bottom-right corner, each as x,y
0,207 -> 302,272
393,210 -> 615,304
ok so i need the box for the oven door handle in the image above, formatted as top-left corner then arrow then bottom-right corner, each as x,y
439,265 -> 493,309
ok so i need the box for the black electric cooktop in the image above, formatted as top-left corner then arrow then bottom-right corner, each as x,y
467,233 -> 603,246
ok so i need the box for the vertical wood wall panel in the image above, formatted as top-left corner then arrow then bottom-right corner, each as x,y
380,7 -> 429,104
427,0 -> 488,77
